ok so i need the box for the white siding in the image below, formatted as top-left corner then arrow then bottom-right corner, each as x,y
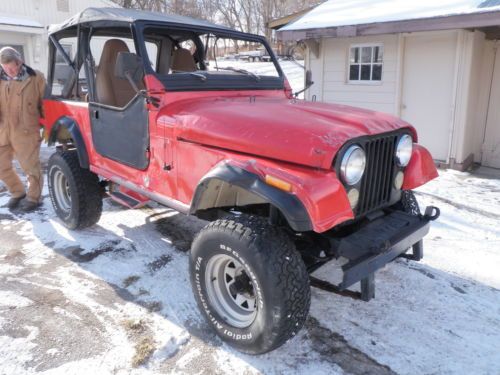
0,0 -> 119,74
305,40 -> 324,102
482,42 -> 500,168
475,41 -> 497,164
316,34 -> 400,114
453,30 -> 492,164
401,30 -> 459,162
0,0 -> 117,27
305,28 -> 497,167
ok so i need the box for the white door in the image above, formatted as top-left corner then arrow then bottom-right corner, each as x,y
482,43 -> 500,169
401,33 -> 458,162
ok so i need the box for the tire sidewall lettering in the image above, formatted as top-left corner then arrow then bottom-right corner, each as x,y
193,242 -> 263,341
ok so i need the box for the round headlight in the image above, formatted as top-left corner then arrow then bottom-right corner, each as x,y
340,145 -> 366,185
396,135 -> 413,167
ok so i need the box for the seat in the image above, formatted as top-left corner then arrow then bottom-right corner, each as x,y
95,39 -> 138,107
171,47 -> 197,72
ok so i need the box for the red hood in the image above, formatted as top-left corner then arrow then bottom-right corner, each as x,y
161,96 -> 414,169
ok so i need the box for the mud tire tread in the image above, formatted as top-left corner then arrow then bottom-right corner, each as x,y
48,151 -> 102,229
191,215 -> 310,354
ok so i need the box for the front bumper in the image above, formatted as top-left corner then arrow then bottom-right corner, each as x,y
311,206 -> 440,301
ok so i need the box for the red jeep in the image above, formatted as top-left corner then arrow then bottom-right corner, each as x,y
42,8 -> 439,354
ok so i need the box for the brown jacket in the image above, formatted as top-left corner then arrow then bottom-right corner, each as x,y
0,69 -> 46,146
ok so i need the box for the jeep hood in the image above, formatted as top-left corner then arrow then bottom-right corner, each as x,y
165,97 -> 414,169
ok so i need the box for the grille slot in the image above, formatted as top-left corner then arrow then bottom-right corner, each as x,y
356,134 -> 398,216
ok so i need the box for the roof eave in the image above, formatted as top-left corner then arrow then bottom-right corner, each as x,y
278,10 -> 500,41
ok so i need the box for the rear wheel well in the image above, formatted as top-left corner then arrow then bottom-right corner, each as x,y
48,117 -> 89,169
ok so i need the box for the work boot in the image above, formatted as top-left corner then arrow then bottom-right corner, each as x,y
6,194 -> 26,209
19,198 -> 41,212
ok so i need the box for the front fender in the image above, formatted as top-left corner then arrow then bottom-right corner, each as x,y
402,144 -> 439,190
190,162 -> 313,232
191,160 -> 355,233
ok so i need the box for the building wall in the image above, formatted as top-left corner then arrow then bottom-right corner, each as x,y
305,28 -> 495,167
0,0 -> 117,27
400,30 -> 459,162
308,34 -> 399,114
0,0 -> 118,75
472,38 -> 496,163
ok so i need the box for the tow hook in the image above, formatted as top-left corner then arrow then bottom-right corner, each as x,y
424,206 -> 440,221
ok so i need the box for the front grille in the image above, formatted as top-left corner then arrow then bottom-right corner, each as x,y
356,134 -> 398,216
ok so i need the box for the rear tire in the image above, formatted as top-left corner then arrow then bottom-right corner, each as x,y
47,151 -> 102,229
190,215 -> 310,354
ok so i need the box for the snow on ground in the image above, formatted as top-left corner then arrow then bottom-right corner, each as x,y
312,168 -> 500,375
1,151 -> 499,374
0,63 -> 499,373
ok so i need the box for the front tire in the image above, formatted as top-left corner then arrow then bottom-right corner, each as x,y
400,190 -> 421,216
190,215 -> 310,354
47,151 -> 102,229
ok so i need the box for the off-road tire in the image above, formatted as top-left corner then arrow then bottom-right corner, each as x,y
190,215 -> 311,354
48,151 -> 102,229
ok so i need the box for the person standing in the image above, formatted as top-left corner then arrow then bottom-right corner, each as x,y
0,47 -> 46,211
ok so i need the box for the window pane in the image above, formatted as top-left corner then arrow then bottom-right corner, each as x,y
374,46 -> 383,63
361,47 -> 372,63
55,44 -> 72,64
361,65 -> 371,80
349,65 -> 360,80
52,37 -> 77,97
350,47 -> 359,63
372,64 -> 382,81
90,36 -> 136,64
145,41 -> 158,70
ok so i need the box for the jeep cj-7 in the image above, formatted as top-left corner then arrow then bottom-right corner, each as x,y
42,8 -> 440,354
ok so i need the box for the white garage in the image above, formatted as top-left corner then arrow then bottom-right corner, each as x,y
279,0 -> 500,170
0,0 -> 118,76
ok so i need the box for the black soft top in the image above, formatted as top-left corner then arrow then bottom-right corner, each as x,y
48,7 -> 241,36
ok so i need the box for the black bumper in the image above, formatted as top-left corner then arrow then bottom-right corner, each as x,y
311,206 -> 440,301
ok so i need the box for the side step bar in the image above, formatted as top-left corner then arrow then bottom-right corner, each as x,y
109,185 -> 150,209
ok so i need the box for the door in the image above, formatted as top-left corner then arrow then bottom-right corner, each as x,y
401,33 -> 458,162
89,96 -> 149,169
87,32 -> 150,170
482,43 -> 500,168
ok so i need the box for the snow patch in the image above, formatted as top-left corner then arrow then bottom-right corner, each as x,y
0,291 -> 33,308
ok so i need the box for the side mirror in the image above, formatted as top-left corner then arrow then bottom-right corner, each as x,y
305,69 -> 313,87
293,69 -> 314,98
115,52 -> 144,92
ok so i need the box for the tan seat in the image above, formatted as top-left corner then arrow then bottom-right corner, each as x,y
171,47 -> 197,72
95,39 -> 138,107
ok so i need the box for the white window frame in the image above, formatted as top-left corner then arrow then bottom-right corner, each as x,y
347,43 -> 384,85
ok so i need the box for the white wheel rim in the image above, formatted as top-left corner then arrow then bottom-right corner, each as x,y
53,169 -> 72,213
205,254 -> 257,328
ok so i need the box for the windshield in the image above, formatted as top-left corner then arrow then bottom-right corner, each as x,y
141,27 -> 284,91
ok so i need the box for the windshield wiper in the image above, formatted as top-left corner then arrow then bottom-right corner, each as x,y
215,66 -> 261,82
172,70 -> 207,82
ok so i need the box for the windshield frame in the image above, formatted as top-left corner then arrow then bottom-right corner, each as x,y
134,21 -> 285,92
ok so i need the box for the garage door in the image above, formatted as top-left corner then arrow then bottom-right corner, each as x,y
401,32 -> 458,162
482,42 -> 500,169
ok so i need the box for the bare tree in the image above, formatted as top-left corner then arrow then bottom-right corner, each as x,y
110,0 -> 323,36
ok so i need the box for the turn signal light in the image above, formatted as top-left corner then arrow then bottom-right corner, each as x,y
265,175 -> 292,192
